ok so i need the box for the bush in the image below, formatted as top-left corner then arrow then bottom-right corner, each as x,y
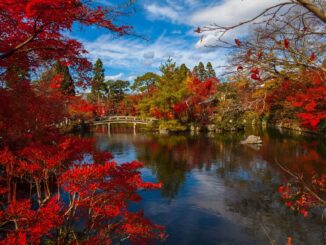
215,111 -> 245,131
242,111 -> 261,125
159,120 -> 187,132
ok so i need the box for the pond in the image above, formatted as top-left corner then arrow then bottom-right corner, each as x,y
92,126 -> 326,245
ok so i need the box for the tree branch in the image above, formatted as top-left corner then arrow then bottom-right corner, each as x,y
296,0 -> 326,22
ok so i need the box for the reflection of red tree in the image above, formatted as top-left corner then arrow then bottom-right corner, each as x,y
136,136 -> 215,169
257,134 -> 326,177
279,172 -> 325,218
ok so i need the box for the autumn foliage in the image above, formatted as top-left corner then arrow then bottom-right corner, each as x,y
0,1 -> 164,244
0,0 -> 130,84
183,76 -> 218,123
279,173 -> 326,218
0,81 -> 165,244
135,61 -> 219,125
288,71 -> 326,129
264,70 -> 326,130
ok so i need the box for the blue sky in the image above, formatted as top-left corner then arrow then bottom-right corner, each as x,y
72,0 -> 285,82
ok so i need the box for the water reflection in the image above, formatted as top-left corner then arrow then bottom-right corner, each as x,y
93,127 -> 326,245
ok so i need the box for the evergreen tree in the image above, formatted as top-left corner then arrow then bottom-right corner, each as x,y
178,64 -> 190,81
107,80 -> 130,103
192,66 -> 198,77
206,62 -> 216,78
106,79 -> 130,114
131,72 -> 160,93
39,61 -> 75,95
55,62 -> 75,95
198,62 -> 207,81
137,59 -> 188,118
150,59 -> 187,116
91,59 -> 107,103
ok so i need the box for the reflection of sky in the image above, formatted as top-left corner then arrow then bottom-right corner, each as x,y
136,167 -> 266,245
109,146 -> 137,163
95,133 -> 137,163
95,131 -> 325,245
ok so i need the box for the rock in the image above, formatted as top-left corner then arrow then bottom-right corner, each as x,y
246,144 -> 262,151
241,135 -> 262,144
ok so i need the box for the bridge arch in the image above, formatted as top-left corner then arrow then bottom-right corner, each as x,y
92,116 -> 158,133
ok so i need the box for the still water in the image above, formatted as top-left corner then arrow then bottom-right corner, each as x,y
93,126 -> 326,245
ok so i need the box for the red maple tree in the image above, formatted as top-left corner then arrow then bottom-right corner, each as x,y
184,75 -> 219,123
0,1 -> 165,244
0,0 -> 130,84
288,71 -> 326,129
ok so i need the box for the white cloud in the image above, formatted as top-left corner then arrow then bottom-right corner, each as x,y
142,0 -> 290,46
82,0 -> 292,78
144,0 -> 289,37
143,51 -> 155,59
82,34 -> 227,77
105,73 -> 136,82
190,0 -> 288,26
191,0 -> 290,45
105,73 -> 124,81
143,0 -> 288,27
144,4 -> 180,23
127,75 -> 137,81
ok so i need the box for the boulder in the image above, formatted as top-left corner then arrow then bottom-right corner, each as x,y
241,135 -> 262,144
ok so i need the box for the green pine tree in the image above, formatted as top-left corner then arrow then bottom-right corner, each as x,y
131,72 -> 160,93
192,66 -> 199,77
55,62 -> 75,95
206,62 -> 216,78
198,62 -> 207,81
152,59 -> 187,115
107,79 -> 130,103
178,64 -> 190,81
39,61 -> 75,95
91,58 -> 107,103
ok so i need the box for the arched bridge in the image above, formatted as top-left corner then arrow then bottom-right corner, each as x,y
92,116 -> 158,133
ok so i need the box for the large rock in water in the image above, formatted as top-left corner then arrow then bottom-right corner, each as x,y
241,135 -> 262,144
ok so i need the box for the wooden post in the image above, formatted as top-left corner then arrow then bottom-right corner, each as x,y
133,122 -> 136,135
108,123 -> 111,135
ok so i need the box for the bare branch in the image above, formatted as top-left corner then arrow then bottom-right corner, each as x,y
296,0 -> 326,22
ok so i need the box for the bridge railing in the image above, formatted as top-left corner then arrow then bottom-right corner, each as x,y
93,116 -> 158,124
